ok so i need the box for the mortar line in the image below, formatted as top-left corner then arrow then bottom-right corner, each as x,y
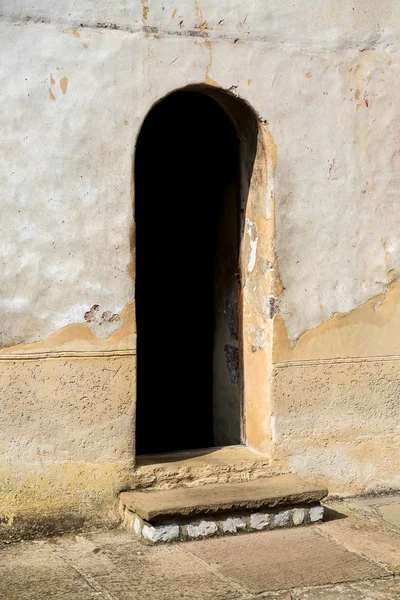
0,349 -> 136,360
255,574 -> 400,599
50,548 -> 118,600
274,354 -> 400,368
313,523 -> 395,576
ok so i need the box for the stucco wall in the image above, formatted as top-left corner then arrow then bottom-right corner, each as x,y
1,0 -> 400,538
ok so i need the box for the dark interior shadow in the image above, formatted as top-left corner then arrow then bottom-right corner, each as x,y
134,85 -> 258,456
321,506 -> 349,522
135,446 -> 228,467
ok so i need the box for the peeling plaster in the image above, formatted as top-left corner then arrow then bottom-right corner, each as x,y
0,301 -> 135,355
274,280 -> 400,363
246,218 -> 258,273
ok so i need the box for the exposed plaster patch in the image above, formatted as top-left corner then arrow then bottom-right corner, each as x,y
102,311 -> 121,323
259,258 -> 273,274
84,304 -> 99,322
249,324 -> 265,352
84,305 -> 121,325
83,305 -> 122,338
246,218 -> 258,273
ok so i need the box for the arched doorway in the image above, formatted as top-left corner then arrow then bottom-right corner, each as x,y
134,86 -> 271,456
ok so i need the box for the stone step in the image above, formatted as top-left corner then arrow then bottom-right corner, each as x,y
120,474 -> 328,544
132,446 -> 279,491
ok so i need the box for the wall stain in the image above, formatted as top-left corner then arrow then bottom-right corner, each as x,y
204,40 -> 219,87
141,0 -> 149,21
60,77 -> 68,95
224,344 -> 239,385
193,0 -> 202,23
49,88 -> 56,101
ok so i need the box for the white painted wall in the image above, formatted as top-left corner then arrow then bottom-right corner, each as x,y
2,2 -> 400,347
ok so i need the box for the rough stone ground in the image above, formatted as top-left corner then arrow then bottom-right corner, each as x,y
1,495 -> 400,600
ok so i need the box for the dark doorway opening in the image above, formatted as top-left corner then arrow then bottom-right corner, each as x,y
135,90 -> 241,455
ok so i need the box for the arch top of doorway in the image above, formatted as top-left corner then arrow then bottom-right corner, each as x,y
135,83 -> 269,158
133,82 -> 277,225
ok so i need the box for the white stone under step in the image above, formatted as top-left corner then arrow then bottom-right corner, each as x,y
123,503 -> 325,543
120,474 -> 327,544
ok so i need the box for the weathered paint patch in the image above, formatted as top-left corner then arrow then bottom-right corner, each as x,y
0,354 -> 136,542
60,76 -> 68,94
0,301 -> 135,355
274,281 -> 400,363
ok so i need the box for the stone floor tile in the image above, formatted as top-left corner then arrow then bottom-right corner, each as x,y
378,504 -> 400,530
317,516 -> 400,573
53,531 -> 240,600
0,541 -> 99,600
186,528 -> 387,594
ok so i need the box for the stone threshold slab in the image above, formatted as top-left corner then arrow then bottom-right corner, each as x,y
133,446 -> 279,490
120,474 -> 328,522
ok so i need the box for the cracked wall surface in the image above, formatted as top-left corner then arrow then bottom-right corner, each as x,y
1,0 -> 400,538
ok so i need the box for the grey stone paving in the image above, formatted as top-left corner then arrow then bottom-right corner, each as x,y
1,495 -> 400,599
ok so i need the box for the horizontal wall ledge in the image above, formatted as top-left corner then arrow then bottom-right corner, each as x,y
274,354 -> 400,368
0,348 -> 136,361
